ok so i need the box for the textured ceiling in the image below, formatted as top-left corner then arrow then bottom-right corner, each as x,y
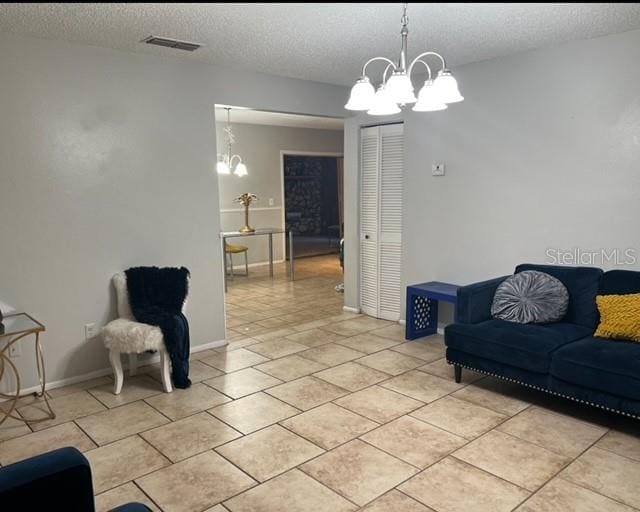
2,3 -> 640,85
215,107 -> 343,131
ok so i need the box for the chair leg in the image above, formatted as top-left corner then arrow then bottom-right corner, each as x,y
160,345 -> 173,393
128,353 -> 138,376
244,251 -> 249,276
109,350 -> 123,395
454,364 -> 462,383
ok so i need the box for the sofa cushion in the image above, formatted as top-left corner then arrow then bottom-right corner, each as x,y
515,264 -> 603,329
102,318 -> 164,353
445,320 -> 593,373
551,336 -> 640,401
600,270 -> 640,295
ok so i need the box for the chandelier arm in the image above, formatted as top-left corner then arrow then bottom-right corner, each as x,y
229,154 -> 242,167
410,59 -> 432,81
361,56 -> 396,79
407,51 -> 447,79
382,63 -> 395,85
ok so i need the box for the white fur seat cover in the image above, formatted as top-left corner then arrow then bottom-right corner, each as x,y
102,318 -> 163,353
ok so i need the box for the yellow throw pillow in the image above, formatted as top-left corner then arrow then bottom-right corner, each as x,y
595,293 -> 640,342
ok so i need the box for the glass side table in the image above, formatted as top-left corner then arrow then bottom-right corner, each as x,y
0,313 -> 55,425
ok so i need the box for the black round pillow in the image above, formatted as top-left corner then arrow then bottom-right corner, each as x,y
491,270 -> 569,324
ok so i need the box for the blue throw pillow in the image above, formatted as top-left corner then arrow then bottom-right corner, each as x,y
491,270 -> 569,324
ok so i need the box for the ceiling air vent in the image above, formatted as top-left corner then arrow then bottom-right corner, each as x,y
142,35 -> 202,52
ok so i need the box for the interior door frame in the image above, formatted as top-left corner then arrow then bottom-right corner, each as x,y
279,150 -> 344,261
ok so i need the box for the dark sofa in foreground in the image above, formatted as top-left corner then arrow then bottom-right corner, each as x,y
445,264 -> 640,419
0,447 -> 151,512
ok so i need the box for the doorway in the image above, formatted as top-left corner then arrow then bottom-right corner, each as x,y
214,107 -> 346,340
282,152 -> 344,260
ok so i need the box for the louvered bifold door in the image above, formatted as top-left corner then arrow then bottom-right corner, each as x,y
378,124 -> 404,321
359,126 -> 380,317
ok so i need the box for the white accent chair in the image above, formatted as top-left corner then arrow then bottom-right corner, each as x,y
102,272 -> 186,395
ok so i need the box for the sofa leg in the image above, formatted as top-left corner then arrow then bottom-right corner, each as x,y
454,364 -> 462,383
109,350 -> 123,395
160,346 -> 173,393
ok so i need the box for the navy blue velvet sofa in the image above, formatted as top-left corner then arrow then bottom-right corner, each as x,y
0,447 -> 151,511
445,264 -> 640,419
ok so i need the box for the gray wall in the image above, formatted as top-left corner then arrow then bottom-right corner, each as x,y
216,122 -> 343,264
344,28 -> 640,328
0,32 -> 347,388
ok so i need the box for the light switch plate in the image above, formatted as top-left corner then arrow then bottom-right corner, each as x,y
432,163 -> 446,176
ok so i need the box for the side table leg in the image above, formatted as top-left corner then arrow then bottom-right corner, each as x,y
289,230 -> 295,281
223,237 -> 228,292
269,233 -> 274,278
34,332 -> 56,420
0,352 -> 20,426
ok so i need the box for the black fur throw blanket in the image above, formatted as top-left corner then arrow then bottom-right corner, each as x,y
125,266 -> 192,389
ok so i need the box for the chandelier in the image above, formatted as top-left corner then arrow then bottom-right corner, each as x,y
217,107 -> 248,176
345,3 -> 463,115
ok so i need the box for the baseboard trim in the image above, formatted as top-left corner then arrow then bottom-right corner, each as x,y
342,306 -> 360,314
1,339 -> 228,398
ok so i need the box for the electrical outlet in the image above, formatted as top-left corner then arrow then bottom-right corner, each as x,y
9,342 -> 21,358
85,323 -> 99,340
268,197 -> 275,206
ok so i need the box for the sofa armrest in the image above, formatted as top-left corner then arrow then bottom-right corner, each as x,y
457,275 -> 509,324
0,447 -> 95,511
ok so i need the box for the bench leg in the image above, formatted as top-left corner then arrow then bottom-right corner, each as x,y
454,364 -> 462,383
109,350 -> 123,395
160,345 -> 173,393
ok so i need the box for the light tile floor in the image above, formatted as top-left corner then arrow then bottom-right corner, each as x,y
2,254 -> 640,511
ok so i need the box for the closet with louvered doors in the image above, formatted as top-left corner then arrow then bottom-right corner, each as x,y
359,123 -> 404,321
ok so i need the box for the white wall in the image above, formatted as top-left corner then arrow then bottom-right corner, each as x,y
0,32 -> 347,388
344,28 -> 640,327
216,122 -> 343,264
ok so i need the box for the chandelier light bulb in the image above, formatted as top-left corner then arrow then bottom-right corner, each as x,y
385,72 -> 417,105
434,69 -> 464,104
216,160 -> 231,175
345,77 -> 376,111
413,80 -> 448,112
367,85 -> 401,116
234,162 -> 248,177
